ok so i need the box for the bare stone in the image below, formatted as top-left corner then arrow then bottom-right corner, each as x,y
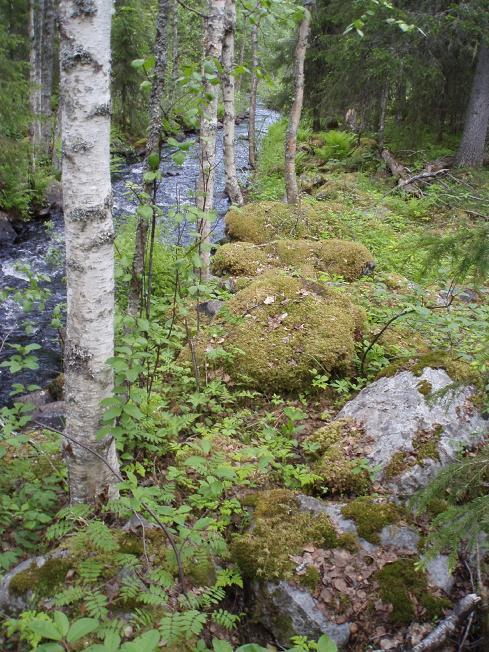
337,367 -> 487,498
256,580 -> 351,648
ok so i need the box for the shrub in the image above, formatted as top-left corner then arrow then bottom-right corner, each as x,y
315,130 -> 356,162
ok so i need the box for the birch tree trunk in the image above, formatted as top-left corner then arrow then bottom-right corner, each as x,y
59,0 -> 119,504
29,0 -> 44,161
197,0 -> 225,282
248,20 -> 258,169
285,2 -> 312,205
40,0 -> 56,150
222,0 -> 243,205
454,43 -> 489,168
127,0 -> 170,318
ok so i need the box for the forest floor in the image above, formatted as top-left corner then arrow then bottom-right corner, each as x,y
1,120 -> 488,651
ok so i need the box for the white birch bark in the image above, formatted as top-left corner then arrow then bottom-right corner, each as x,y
285,2 -> 312,205
197,0 -> 225,281
59,0 -> 119,504
248,19 -> 258,169
222,0 -> 243,205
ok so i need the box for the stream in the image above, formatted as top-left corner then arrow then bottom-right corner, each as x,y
0,105 -> 279,406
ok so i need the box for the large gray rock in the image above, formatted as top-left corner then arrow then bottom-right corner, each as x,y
256,581 -> 351,648
0,550 -> 69,614
337,367 -> 487,497
0,211 -> 17,245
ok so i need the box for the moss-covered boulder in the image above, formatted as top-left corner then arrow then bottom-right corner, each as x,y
189,270 -> 365,392
211,241 -> 271,277
270,238 -> 374,281
231,489 -> 338,582
211,239 -> 375,282
304,419 -> 373,496
225,200 -> 346,244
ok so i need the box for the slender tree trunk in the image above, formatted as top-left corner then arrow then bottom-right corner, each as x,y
40,0 -> 56,149
222,0 -> 243,205
29,0 -> 44,164
197,0 -> 225,282
170,0 -> 180,91
248,19 -> 258,169
127,0 -> 170,317
52,102 -> 62,171
454,44 -> 489,168
59,0 -> 119,504
235,29 -> 245,94
378,82 -> 388,149
285,2 -> 312,205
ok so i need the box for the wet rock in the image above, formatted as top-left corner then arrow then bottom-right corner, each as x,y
299,172 -> 325,194
337,367 -> 487,498
45,180 -> 63,211
424,554 -> 454,593
0,211 -> 17,245
256,580 -> 351,648
17,389 -> 51,408
32,401 -> 65,429
0,549 -> 69,614
379,525 -> 419,553
196,299 -> 224,319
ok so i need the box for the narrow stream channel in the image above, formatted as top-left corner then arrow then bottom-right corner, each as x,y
0,106 -> 280,406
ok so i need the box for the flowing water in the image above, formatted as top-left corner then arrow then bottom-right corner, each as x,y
0,106 -> 279,406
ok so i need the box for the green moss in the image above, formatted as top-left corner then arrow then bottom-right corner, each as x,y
183,556 -> 216,587
231,489 -> 338,581
416,379 -> 433,397
377,558 -> 450,626
269,238 -> 374,281
379,351 -> 477,384
212,238 -> 374,283
336,532 -> 359,552
10,557 -> 73,597
297,566 -> 321,590
341,497 -> 400,544
47,373 -> 64,400
225,201 -> 346,244
211,242 -> 271,277
306,419 -> 372,496
412,425 -> 443,461
189,271 -> 365,393
117,533 -> 145,555
384,451 -> 407,480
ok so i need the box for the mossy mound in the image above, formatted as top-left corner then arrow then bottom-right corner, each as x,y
10,557 -> 73,597
378,351 -> 477,385
305,419 -> 372,496
211,242 -> 271,277
212,238 -> 374,282
341,496 -> 400,544
190,270 -> 365,392
231,489 -> 338,581
225,200 -> 346,244
270,238 -> 374,281
377,558 -> 450,626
